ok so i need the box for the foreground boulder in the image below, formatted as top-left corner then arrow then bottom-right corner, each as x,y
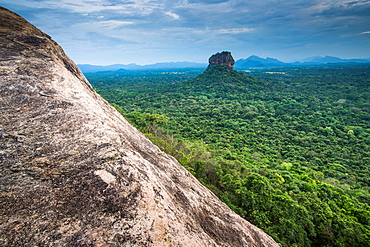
0,7 -> 279,246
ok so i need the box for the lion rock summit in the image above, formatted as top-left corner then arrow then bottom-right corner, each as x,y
208,51 -> 235,70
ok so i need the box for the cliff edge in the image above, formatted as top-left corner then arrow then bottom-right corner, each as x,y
0,7 -> 279,247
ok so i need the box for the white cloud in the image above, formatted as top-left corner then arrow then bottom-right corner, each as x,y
216,28 -> 254,34
165,11 -> 180,19
70,21 -> 116,32
41,0 -> 158,15
3,0 -> 369,64
99,20 -> 135,29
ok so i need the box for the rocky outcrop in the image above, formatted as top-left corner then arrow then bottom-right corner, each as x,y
208,51 -> 235,70
0,7 -> 280,247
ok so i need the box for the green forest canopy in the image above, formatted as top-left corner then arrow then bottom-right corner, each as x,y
86,64 -> 370,247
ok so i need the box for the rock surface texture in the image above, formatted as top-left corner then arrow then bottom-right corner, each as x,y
208,51 -> 235,70
0,7 -> 280,247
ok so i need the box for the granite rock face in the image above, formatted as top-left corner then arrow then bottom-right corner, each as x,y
208,51 -> 235,70
0,7 -> 280,247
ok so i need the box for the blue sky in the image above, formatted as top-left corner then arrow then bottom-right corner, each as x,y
1,0 -> 369,65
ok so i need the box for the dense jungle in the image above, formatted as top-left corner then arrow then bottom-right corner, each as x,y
85,64 -> 370,247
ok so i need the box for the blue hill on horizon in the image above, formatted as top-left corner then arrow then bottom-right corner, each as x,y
78,55 -> 370,73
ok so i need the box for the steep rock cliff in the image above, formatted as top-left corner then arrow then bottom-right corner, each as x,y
208,51 -> 235,70
0,7 -> 280,247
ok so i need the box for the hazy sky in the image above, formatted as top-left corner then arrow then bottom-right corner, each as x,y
1,0 -> 369,65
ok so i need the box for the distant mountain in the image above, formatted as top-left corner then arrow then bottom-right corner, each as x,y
78,64 -> 129,73
234,55 -> 370,68
300,56 -> 370,64
78,61 -> 207,73
79,55 -> 370,73
142,61 -> 207,69
234,55 -> 285,68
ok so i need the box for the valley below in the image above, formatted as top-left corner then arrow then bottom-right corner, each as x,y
86,63 -> 370,247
